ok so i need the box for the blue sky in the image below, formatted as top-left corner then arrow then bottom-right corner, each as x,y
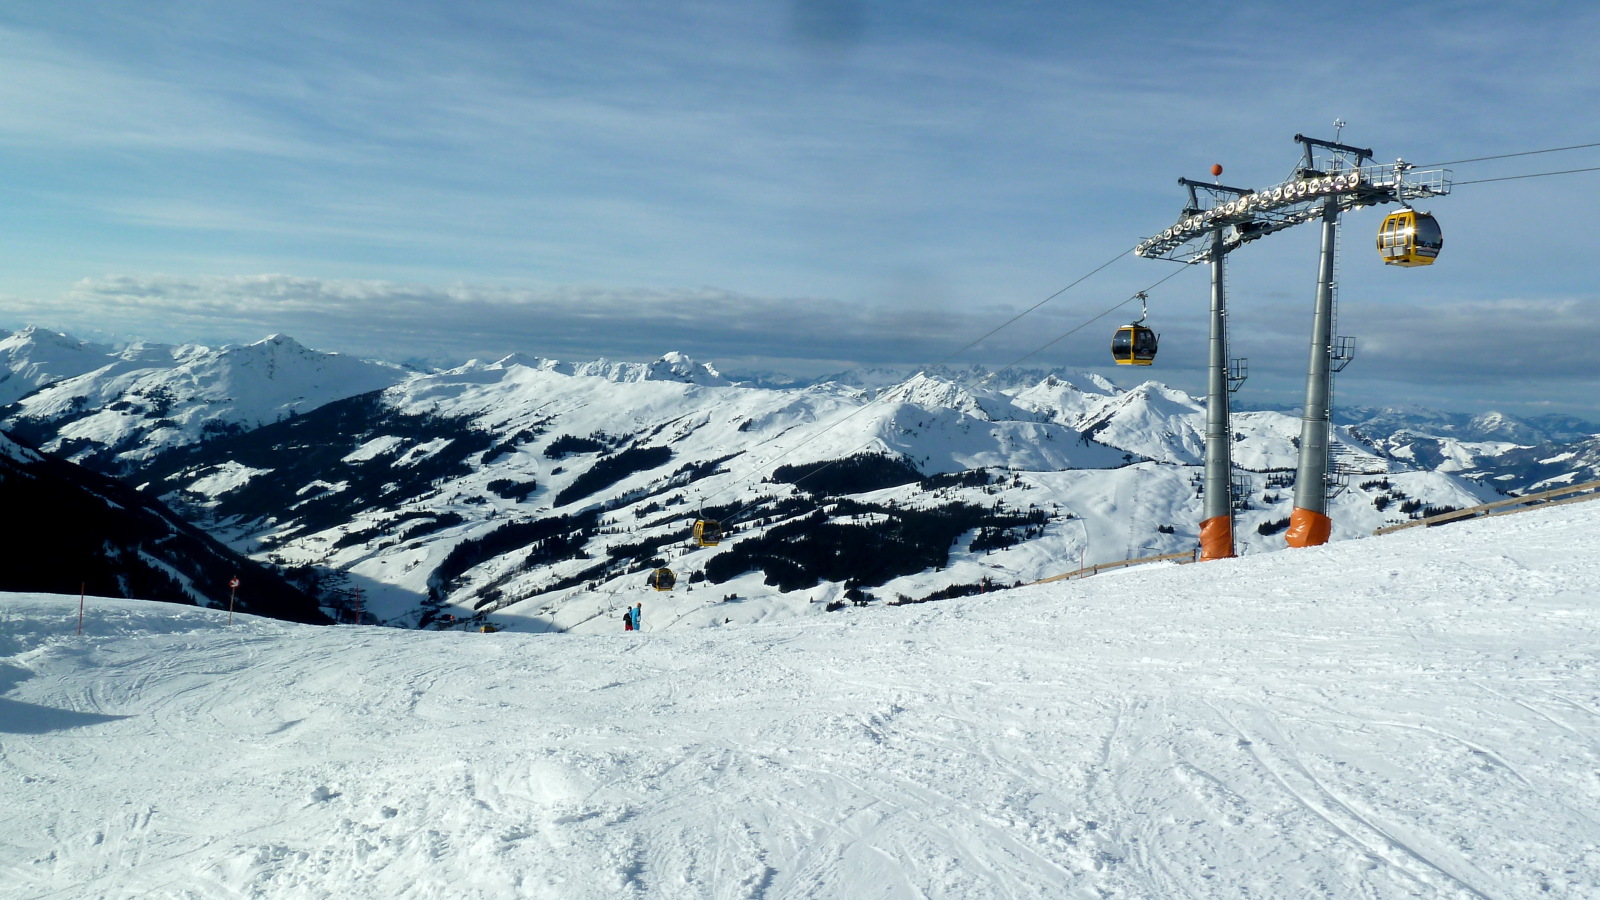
1,1 -> 1597,417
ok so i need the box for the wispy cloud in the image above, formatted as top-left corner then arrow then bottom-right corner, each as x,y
0,2 -> 1597,415
0,26 -> 321,158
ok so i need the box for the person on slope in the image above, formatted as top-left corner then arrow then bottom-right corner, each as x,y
623,607 -> 633,632
633,602 -> 643,632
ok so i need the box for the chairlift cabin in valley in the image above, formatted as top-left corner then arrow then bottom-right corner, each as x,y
649,568 -> 676,592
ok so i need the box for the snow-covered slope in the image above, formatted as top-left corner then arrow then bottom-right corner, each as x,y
4,498 -> 1598,898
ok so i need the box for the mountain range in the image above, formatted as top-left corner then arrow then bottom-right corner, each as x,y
2,326 -> 1595,629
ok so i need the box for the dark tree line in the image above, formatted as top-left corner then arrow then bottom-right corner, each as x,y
769,453 -> 924,496
703,498 -> 1052,592
429,508 -> 602,600
0,436 -> 328,624
553,445 -> 673,506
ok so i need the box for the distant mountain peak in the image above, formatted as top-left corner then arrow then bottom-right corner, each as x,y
2,332 -> 411,471
645,351 -> 730,386
0,326 -> 121,406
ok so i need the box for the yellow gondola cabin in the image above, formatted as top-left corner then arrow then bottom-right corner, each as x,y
1111,324 -> 1159,366
693,519 -> 722,547
1376,209 -> 1442,267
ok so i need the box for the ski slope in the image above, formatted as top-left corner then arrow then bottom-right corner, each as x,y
3,502 -> 1599,898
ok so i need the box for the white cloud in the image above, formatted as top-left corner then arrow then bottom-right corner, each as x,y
2,3 -> 1598,418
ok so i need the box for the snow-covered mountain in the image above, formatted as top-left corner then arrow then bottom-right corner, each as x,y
5,326 -> 1590,632
1,334 -> 408,473
1330,404 -> 1600,493
452,350 -> 735,387
1337,403 -> 1597,446
817,361 -> 1120,393
1439,435 -> 1600,495
120,348 -> 1480,631
0,326 -> 119,406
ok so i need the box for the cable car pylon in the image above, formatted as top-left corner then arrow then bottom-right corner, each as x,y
1286,134 -> 1367,548
1167,168 -> 1254,560
1200,227 -> 1237,559
1135,127 -> 1451,558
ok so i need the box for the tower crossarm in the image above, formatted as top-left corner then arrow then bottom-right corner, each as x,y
1135,164 -> 1451,263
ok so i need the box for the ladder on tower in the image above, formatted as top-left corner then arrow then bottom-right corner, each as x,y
1324,214 -> 1356,499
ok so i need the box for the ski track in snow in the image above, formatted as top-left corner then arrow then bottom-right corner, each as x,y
4,502 -> 1600,898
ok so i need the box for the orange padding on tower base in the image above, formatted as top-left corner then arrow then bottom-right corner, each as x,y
1285,508 -> 1332,548
1199,515 -> 1235,560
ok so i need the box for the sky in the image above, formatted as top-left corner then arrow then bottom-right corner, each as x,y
0,1 -> 1597,418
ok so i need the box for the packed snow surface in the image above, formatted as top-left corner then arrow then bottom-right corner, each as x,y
4,503 -> 1600,898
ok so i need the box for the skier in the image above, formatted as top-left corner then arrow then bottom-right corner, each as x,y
633,602 -> 643,632
622,607 -> 633,632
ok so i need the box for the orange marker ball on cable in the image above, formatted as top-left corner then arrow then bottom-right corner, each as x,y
1211,164 -> 1224,177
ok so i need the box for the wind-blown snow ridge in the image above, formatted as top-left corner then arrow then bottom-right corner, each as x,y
3,500 -> 1597,898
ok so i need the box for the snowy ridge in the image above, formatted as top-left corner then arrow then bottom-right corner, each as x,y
818,362 -> 1119,395
456,351 -> 734,387
3,499 -> 1598,897
0,326 -> 117,406
2,334 -> 408,471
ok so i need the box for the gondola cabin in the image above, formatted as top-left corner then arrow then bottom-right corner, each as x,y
1111,324 -> 1159,366
693,519 -> 722,547
1376,209 -> 1442,267
649,568 -> 676,591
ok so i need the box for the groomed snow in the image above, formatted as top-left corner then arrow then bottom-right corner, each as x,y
3,502 -> 1599,898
